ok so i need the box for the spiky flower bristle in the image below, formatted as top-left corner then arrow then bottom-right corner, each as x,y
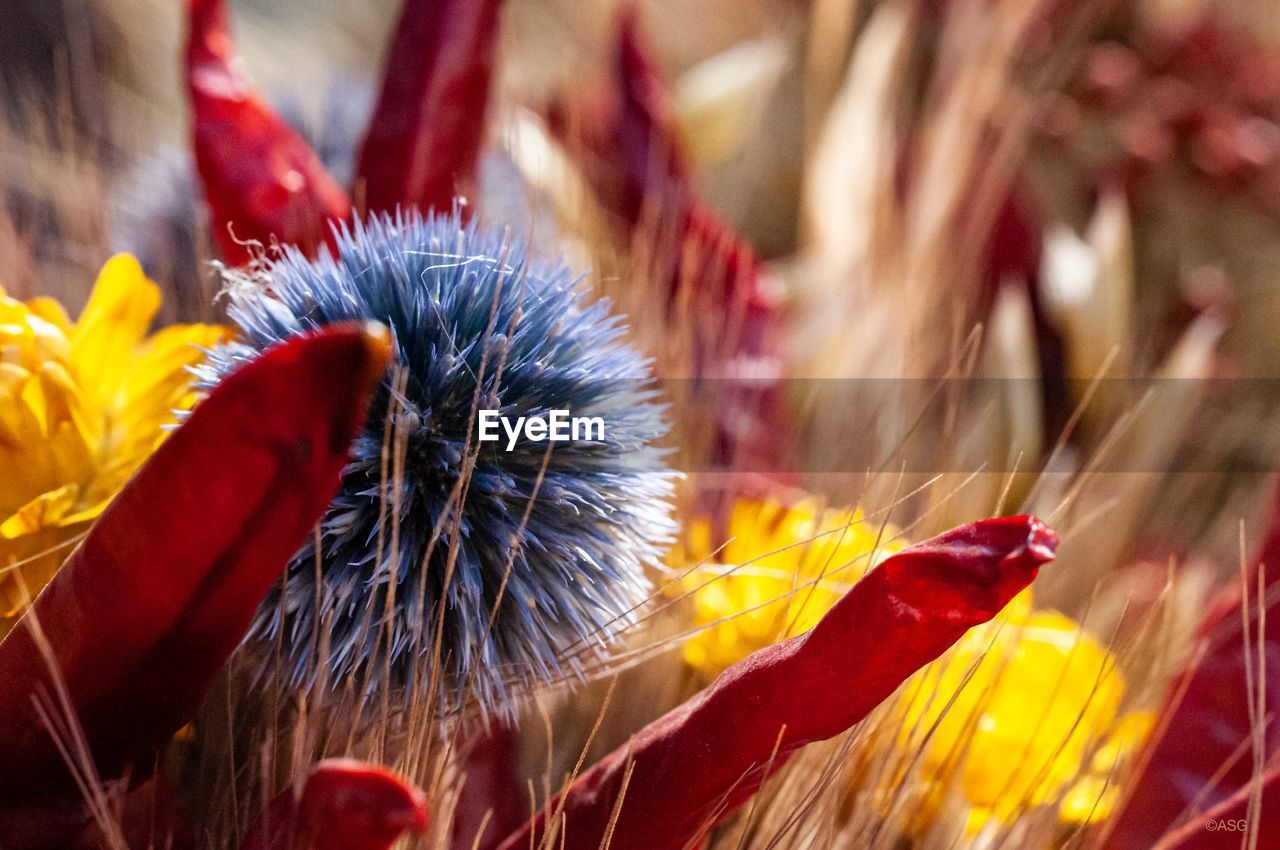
200,210 -> 677,713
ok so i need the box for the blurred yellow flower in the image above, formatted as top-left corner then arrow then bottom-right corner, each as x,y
0,255 -> 227,629
898,596 -> 1149,833
1058,709 -> 1154,826
675,498 -> 1150,834
675,498 -> 905,679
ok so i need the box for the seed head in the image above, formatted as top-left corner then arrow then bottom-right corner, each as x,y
202,210 -> 676,713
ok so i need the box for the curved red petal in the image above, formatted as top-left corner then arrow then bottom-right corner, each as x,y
545,3 -> 689,232
1104,482 -> 1280,848
0,325 -> 391,831
355,0 -> 503,216
240,759 -> 428,850
451,726 -> 526,850
497,516 -> 1056,850
1154,766 -> 1280,849
547,6 -> 789,479
186,0 -> 352,264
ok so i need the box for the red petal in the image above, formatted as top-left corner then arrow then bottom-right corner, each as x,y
67,777 -> 196,850
1103,483 -> 1280,848
547,5 -> 789,478
545,4 -> 690,230
496,516 -> 1057,850
355,0 -> 504,216
678,201 -> 790,480
451,727 -> 526,850
1153,766 -> 1280,849
0,325 -> 391,837
240,759 -> 428,850
187,0 -> 352,264
986,185 -> 1069,438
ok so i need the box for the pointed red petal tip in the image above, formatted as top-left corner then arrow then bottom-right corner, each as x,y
1028,514 -> 1058,553
545,4 -> 791,480
240,759 -> 428,850
911,514 -> 1057,574
356,0 -> 504,217
496,515 -> 1055,850
545,2 -> 690,230
612,3 -> 682,156
0,324 -> 391,826
186,0 -> 352,265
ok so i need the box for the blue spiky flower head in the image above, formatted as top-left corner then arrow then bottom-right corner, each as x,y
201,209 -> 676,714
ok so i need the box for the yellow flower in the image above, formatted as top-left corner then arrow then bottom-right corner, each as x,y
897,596 -> 1148,832
1058,710 -> 1154,826
675,498 -> 905,679
674,497 -> 1149,835
0,255 -> 227,628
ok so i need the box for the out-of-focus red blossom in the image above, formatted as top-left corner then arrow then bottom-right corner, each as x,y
981,184 -> 1069,437
356,0 -> 503,216
240,759 -> 428,850
545,4 -> 689,230
546,5 -> 789,478
186,0 -> 352,264
906,3 -> 1074,440
1103,481 -> 1280,849
0,325 -> 392,849
1043,18 -> 1280,212
496,516 -> 1057,850
891,132 -> 1068,439
916,0 -> 1075,54
1154,766 -> 1280,849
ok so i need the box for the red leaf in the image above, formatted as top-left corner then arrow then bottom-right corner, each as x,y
239,759 -> 428,850
496,516 -> 1057,850
355,0 -> 504,216
0,325 -> 391,842
1103,482 -> 1280,848
186,0 -> 352,264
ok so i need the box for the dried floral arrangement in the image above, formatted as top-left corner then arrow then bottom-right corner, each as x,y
1,0 -> 1278,849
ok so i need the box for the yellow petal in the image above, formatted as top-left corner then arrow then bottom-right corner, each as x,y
0,514 -> 92,624
0,364 -> 92,515
2,296 -> 71,370
0,482 -> 82,538
116,323 -> 227,428
89,322 -> 228,505
1091,711 -> 1155,772
30,361 -> 98,486
897,605 -> 1128,826
70,254 -> 161,410
24,296 -> 73,335
1059,775 -> 1119,825
679,498 -> 905,680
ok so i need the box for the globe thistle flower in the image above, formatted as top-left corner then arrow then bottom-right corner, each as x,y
202,209 -> 676,712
